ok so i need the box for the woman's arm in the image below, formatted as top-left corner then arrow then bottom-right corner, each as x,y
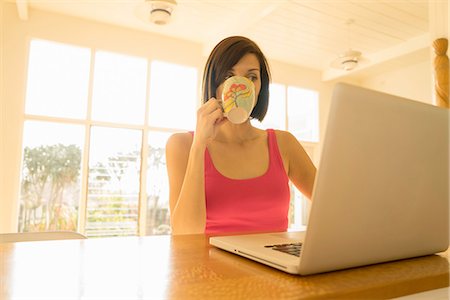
166,98 -> 224,234
277,130 -> 317,199
166,134 -> 206,234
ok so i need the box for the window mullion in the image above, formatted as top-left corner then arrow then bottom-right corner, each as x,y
78,48 -> 96,235
138,59 -> 152,236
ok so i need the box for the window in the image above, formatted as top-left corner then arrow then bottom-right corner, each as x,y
19,39 -> 198,237
146,131 -> 171,235
255,83 -> 319,228
91,51 -> 148,125
25,40 -> 90,119
19,121 -> 84,232
148,61 -> 197,130
262,83 -> 286,130
86,127 -> 142,237
287,87 -> 319,142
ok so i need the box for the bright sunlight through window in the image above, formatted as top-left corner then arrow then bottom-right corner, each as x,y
148,61 -> 197,130
25,40 -> 90,119
20,39 -> 199,237
91,51 -> 148,125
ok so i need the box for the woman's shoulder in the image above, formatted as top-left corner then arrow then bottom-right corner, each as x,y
166,132 -> 193,151
270,129 -> 304,156
271,129 -> 297,144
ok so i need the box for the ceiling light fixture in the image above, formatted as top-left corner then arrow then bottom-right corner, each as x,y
135,0 -> 177,26
332,49 -> 362,71
331,19 -> 364,71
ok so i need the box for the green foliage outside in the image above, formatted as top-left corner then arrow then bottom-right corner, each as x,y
87,151 -> 140,237
19,144 -> 81,232
19,143 -> 170,236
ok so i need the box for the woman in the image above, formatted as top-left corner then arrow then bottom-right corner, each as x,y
166,36 -> 316,235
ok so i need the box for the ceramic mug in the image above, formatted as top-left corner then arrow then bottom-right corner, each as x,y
221,76 -> 256,124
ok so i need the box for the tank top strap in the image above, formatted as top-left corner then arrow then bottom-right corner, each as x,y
266,129 -> 285,171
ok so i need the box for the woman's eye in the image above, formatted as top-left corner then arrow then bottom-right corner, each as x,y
247,75 -> 258,81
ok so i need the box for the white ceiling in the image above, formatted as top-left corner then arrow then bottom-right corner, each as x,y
14,0 -> 432,80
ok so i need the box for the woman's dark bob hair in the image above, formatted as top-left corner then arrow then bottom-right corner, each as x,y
202,36 -> 271,122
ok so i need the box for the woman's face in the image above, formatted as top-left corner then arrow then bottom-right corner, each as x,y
215,53 -> 261,101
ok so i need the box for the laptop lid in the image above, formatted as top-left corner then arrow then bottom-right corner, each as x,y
298,83 -> 449,274
210,83 -> 449,275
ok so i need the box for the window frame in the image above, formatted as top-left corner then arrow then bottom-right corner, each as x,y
20,38 -> 200,236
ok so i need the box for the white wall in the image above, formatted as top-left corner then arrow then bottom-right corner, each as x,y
359,59 -> 433,104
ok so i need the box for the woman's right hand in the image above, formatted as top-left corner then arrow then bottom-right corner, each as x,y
193,98 -> 225,147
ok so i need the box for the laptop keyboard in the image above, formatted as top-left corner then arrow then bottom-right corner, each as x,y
265,242 -> 302,257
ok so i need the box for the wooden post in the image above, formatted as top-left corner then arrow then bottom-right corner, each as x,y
432,38 -> 449,108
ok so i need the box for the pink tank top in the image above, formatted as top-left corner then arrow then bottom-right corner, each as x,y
204,129 -> 290,234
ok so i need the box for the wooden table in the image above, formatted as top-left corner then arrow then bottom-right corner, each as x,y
0,234 -> 448,299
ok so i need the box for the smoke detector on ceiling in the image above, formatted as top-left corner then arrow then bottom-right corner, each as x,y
135,0 -> 177,25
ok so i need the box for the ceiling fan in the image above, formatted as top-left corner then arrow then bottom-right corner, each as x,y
330,19 -> 368,71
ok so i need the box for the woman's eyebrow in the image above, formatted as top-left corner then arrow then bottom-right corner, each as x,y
229,68 -> 260,72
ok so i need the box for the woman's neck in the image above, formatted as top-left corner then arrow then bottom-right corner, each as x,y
214,120 -> 263,143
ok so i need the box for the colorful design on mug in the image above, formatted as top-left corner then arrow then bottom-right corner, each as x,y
221,76 -> 256,124
223,82 -> 253,113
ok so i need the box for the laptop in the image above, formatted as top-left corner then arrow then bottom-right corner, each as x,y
209,82 -> 449,275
